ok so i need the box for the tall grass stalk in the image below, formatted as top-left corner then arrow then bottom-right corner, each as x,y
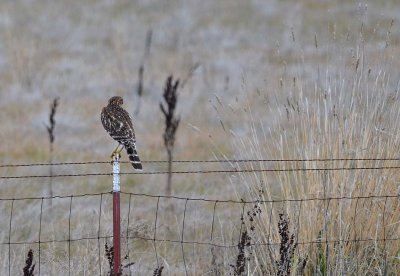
135,29 -> 152,115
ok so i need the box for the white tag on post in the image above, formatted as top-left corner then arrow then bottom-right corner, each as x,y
112,154 -> 120,192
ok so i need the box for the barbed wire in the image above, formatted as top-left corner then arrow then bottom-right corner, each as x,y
0,157 -> 399,168
1,165 -> 400,179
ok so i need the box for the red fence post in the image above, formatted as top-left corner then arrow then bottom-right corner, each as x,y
112,154 -> 121,275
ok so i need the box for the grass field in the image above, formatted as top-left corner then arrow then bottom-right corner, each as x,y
0,1 -> 400,275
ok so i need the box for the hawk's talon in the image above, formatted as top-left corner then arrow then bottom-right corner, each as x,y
111,151 -> 121,160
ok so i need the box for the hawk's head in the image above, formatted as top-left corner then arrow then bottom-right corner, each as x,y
108,96 -> 123,106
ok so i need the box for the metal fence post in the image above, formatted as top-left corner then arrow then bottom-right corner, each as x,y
112,154 -> 121,275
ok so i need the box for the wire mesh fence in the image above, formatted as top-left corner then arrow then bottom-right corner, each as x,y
0,159 -> 399,275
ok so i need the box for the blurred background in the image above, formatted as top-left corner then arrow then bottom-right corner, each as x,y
0,0 -> 398,172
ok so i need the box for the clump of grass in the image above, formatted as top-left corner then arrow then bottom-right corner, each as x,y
160,75 -> 180,196
23,249 -> 35,276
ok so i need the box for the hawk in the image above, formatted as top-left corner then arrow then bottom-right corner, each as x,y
101,96 -> 142,170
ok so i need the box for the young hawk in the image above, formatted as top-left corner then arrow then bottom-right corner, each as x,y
101,96 -> 142,170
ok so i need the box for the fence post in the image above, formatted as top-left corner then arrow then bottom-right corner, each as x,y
112,153 -> 121,275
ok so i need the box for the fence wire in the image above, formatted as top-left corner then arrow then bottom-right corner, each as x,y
0,160 -> 399,275
1,157 -> 400,168
1,166 -> 400,179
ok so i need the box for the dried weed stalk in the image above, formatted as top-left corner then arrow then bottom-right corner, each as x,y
45,97 -> 59,204
153,265 -> 164,276
135,29 -> 152,115
23,249 -> 35,276
231,230 -> 252,275
160,76 -> 180,195
276,213 -> 298,276
105,242 -> 134,276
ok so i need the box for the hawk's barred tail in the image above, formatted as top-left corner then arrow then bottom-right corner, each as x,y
124,142 -> 142,170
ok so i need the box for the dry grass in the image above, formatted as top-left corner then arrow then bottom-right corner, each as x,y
227,61 -> 400,275
220,35 -> 400,274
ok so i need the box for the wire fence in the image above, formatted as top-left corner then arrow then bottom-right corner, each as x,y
0,159 -> 399,275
